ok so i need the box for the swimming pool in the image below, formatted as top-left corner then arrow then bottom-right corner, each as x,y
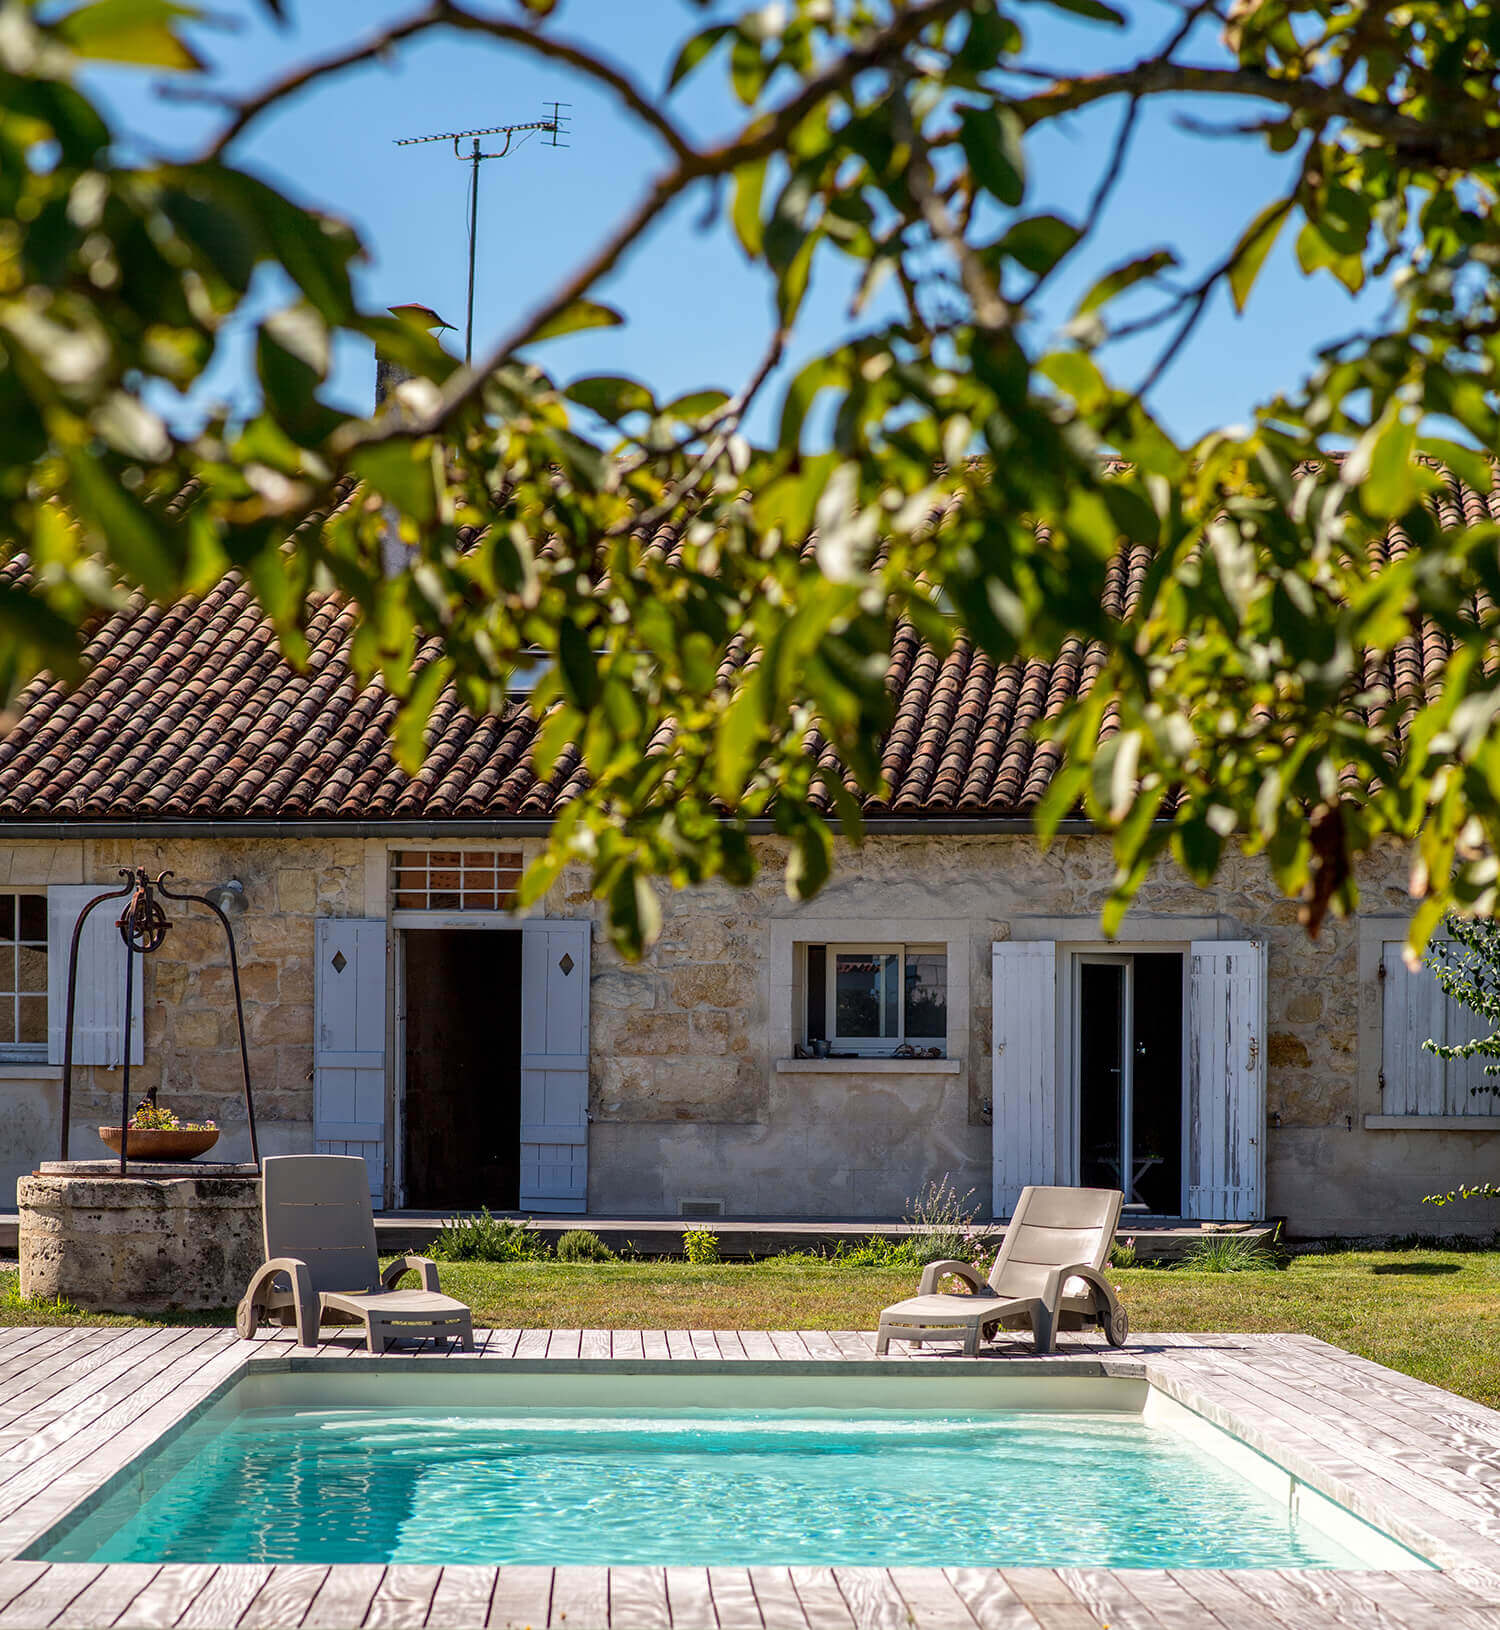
30,1373 -> 1427,1571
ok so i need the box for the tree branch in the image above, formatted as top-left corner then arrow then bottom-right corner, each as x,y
202,0 -> 694,164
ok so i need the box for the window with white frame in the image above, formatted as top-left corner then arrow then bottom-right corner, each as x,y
0,893 -> 47,1059
805,943 -> 948,1055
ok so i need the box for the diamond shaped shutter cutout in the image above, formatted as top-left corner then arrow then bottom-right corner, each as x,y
331,950 -> 347,973
559,952 -> 575,975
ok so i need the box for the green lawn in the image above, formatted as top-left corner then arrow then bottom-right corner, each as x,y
6,1246 -> 1500,1406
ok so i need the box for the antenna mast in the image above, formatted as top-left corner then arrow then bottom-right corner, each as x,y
395,103 -> 571,364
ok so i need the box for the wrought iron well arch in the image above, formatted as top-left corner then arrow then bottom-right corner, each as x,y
58,867 -> 259,1173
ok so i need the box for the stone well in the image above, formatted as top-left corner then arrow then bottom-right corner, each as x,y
18,1162 -> 261,1313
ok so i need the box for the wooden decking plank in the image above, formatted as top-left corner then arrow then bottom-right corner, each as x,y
547,1566 -> 607,1630
942,1569 -> 1042,1630
786,1569 -> 854,1630
610,1332 -> 645,1362
704,1568 -> 760,1630
0,1332 -> 103,1402
579,1332 -> 611,1361
641,1333 -> 670,1361
483,1331 -> 522,1361
711,1333 -> 747,1362
746,1570 -> 805,1630
0,1565 -> 103,1629
426,1567 -> 497,1630
363,1565 -> 440,1629
663,1334 -> 694,1363
829,1571 -> 909,1630
767,1335 -> 810,1362
514,1331 -> 549,1360
0,1570 -> 50,1621
737,1333 -> 777,1361
1282,1570 -> 1473,1630
0,1331 -> 165,1433
0,1337 -> 248,1546
545,1332 -> 582,1362
1054,1570 -> 1158,1630
797,1333 -> 841,1363
1390,1567 -> 1500,1627
827,1335 -> 873,1363
238,1565 -> 329,1630
303,1565 -> 386,1629
688,1334 -> 719,1362
51,1564 -> 160,1629
487,1566 -> 553,1630
111,1565 -> 220,1630
1164,1571 -> 1282,1630
1118,1571 -> 1237,1630
663,1568 -> 717,1630
175,1565 -> 274,1629
608,1568 -> 670,1630
995,1574 -> 1096,1630
887,1566 -> 981,1630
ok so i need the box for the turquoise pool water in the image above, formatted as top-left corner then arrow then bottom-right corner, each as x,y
42,1406 -> 1390,1569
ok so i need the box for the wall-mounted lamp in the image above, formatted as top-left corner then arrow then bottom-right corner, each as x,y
205,878 -> 247,917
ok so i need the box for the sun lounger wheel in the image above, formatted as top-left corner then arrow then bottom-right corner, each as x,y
1104,1306 -> 1129,1347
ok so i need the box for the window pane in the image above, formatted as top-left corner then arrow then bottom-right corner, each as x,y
18,894 -> 44,943
0,897 -> 14,940
905,950 -> 947,1038
806,945 -> 826,1040
0,1003 -> 15,1044
835,951 -> 898,1037
0,946 -> 15,994
17,997 -> 44,1045
17,946 -> 45,995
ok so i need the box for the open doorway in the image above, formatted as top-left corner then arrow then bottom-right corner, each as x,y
402,930 -> 522,1209
1077,951 -> 1183,1214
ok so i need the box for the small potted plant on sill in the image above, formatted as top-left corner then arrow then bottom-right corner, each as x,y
99,1099 -> 219,1161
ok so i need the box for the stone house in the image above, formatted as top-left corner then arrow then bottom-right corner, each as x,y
0,528 -> 1493,1237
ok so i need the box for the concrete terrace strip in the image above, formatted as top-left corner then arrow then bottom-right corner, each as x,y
0,1328 -> 1496,1627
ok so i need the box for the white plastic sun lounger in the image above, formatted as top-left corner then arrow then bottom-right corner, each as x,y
876,1184 -> 1128,1356
236,1154 -> 475,1352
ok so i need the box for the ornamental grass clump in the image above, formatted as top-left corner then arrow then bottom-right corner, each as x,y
556,1228 -> 615,1263
1178,1233 -> 1281,1273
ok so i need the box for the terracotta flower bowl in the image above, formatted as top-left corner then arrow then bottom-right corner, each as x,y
97,1126 -> 220,1161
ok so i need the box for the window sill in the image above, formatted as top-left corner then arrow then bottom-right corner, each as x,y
775,1057 -> 962,1075
0,1064 -> 60,1081
1364,1114 -> 1500,1131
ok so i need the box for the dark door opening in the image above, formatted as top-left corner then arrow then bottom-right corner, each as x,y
403,929 -> 522,1209
1077,952 -> 1184,1214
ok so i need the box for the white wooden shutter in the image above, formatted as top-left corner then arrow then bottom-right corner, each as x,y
314,917 -> 387,1209
1186,940 -> 1265,1221
520,918 -> 590,1212
1381,942 -> 1500,1116
47,885 -> 144,1067
990,941 -> 1057,1218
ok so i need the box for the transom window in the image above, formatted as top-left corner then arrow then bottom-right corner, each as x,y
806,943 -> 948,1056
0,893 -> 47,1058
392,850 -> 523,912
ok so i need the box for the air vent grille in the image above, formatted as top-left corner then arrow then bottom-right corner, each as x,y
679,1199 -> 724,1219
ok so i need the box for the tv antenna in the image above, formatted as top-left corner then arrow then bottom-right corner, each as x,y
395,103 -> 571,365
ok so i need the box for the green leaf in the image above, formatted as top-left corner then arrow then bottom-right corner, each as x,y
1076,249 -> 1177,316
957,106 -> 1026,207
565,374 -> 656,422
1036,0 -> 1124,22
662,388 -> 730,421
529,299 -> 625,344
785,817 -> 833,901
1295,221 -> 1365,293
348,440 -> 437,525
998,213 -> 1080,277
1363,410 -> 1419,517
667,23 -> 731,90
715,679 -> 763,804
607,865 -> 662,961
730,34 -> 767,105
393,659 -> 449,774
1228,199 -> 1290,313
57,0 -> 204,70
557,619 -> 600,709
732,157 -> 767,258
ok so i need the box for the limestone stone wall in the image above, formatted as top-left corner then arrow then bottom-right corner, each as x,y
0,827 -> 1489,1236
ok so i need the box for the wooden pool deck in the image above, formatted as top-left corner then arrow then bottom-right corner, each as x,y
0,1325 -> 1496,1628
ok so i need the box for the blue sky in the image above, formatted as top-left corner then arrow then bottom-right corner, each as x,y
86,0 -> 1392,445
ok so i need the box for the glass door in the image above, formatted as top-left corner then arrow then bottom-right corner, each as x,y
1077,955 -> 1133,1197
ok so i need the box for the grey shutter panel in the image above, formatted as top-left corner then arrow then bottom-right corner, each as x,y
47,885 -> 144,1067
314,917 -> 387,1209
520,918 -> 591,1212
990,941 -> 1056,1218
1186,940 -> 1265,1221
1381,942 -> 1500,1116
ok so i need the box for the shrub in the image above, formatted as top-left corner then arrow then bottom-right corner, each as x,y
1109,1236 -> 1140,1270
830,1236 -> 925,1269
427,1209 -> 549,1263
556,1228 -> 615,1263
682,1227 -> 721,1264
904,1174 -> 982,1264
1179,1232 -> 1280,1273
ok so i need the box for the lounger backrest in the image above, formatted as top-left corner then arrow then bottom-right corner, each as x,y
987,1185 -> 1122,1302
262,1155 -> 381,1294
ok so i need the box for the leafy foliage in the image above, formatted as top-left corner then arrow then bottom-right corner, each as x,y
681,1227 -> 722,1265
427,1210 -> 549,1263
903,1174 -> 987,1265
13,1 -> 1500,951
1423,917 -> 1500,1093
555,1227 -> 616,1263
